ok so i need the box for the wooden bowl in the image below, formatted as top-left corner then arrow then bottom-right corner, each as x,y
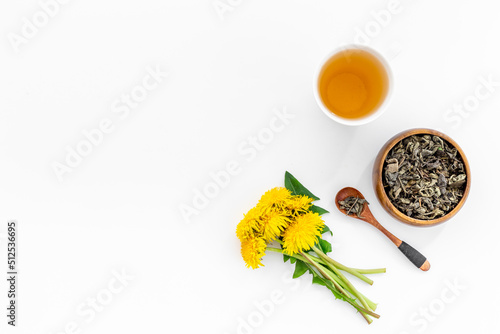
373,128 -> 471,226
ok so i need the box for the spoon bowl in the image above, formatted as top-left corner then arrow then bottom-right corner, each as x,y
335,187 -> 374,220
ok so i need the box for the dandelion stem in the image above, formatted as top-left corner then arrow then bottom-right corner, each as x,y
320,265 -> 377,311
311,246 -> 376,285
352,268 -> 386,274
300,251 -> 351,299
266,247 -> 328,266
300,253 -> 379,322
266,247 -> 379,322
266,247 -> 377,309
312,246 -> 386,283
312,246 -> 371,312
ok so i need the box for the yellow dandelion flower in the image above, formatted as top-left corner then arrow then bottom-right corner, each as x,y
286,195 -> 313,213
282,212 -> 325,255
241,236 -> 267,269
236,207 -> 262,241
258,187 -> 292,209
261,210 -> 290,241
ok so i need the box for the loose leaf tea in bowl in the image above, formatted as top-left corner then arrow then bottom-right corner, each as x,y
382,134 -> 467,220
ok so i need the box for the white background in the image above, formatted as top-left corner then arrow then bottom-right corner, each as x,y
1,0 -> 499,333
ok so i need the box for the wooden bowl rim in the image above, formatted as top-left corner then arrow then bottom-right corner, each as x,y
374,128 -> 471,227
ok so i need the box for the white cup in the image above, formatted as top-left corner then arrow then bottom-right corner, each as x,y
313,44 -> 394,126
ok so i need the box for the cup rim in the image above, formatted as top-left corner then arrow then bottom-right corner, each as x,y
313,43 -> 394,126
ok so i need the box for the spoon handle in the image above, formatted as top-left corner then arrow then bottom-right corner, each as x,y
370,220 -> 430,271
398,241 -> 431,271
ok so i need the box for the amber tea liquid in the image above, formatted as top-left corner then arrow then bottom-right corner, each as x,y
317,48 -> 389,119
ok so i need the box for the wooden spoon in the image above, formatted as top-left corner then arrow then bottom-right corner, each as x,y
335,187 -> 430,271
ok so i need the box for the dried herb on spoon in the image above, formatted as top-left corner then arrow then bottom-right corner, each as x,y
338,196 -> 369,218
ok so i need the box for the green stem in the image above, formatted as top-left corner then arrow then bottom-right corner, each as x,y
312,246 -> 371,312
353,268 -> 387,274
320,264 -> 377,311
357,291 -> 377,311
312,246 -> 385,280
266,247 -> 317,264
323,273 -> 374,323
300,252 -> 379,323
300,251 -> 351,299
276,240 -> 384,275
266,247 -> 328,267
312,246 -> 375,285
267,247 -> 380,321
358,307 -> 373,324
267,247 -> 378,310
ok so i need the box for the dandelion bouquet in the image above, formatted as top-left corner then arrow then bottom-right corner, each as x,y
236,172 -> 385,324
